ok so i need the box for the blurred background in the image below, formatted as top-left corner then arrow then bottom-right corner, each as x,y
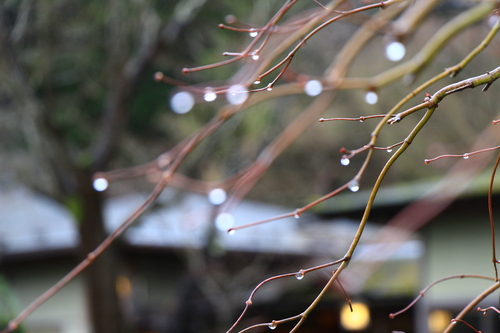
1,0 -> 500,332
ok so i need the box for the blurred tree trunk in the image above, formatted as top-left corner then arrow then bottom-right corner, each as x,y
77,170 -> 122,333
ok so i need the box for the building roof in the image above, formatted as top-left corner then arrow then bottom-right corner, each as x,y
0,186 -> 423,261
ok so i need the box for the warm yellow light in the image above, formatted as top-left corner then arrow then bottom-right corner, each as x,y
428,309 -> 452,333
341,302 -> 370,331
115,275 -> 132,298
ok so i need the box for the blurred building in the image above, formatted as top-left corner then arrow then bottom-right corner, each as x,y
9,179 -> 499,333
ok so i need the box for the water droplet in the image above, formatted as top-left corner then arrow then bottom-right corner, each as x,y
365,91 -> 378,105
304,80 -> 323,96
170,91 -> 195,114
228,229 -> 236,235
294,213 -> 300,219
226,84 -> 249,105
208,188 -> 227,205
158,155 -> 171,168
225,15 -> 236,24
359,118 -> 364,123
266,86 -> 273,91
268,323 -> 277,330
385,41 -> 406,62
249,29 -> 258,38
253,80 -> 261,85
348,180 -> 360,192
93,178 -> 108,192
488,15 -> 499,28
203,89 -> 217,102
246,300 -> 253,305
295,271 -> 304,280
483,311 -> 488,316
216,213 -> 235,231
386,148 -> 393,153
463,154 -> 469,160
252,54 -> 259,60
340,157 -> 350,166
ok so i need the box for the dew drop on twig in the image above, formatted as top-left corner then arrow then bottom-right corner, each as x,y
171,91 -> 195,114
385,41 -> 406,62
365,91 -> 378,105
348,180 -> 360,192
340,157 -> 350,166
208,188 -> 227,205
249,29 -> 258,38
216,213 -> 235,231
252,54 -> 260,60
268,323 -> 277,330
488,15 -> 499,28
226,84 -> 249,105
228,229 -> 236,235
386,148 -> 393,153
304,80 -> 323,96
253,80 -> 261,85
93,178 -> 108,192
203,89 -> 217,102
463,154 -> 470,160
295,271 -> 304,280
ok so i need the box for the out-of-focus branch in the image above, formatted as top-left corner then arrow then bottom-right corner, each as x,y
0,7 -> 77,198
339,1 -> 496,89
93,0 -> 209,170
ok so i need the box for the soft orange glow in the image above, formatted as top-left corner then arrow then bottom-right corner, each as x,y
428,309 -> 452,333
340,302 -> 370,331
115,275 -> 132,298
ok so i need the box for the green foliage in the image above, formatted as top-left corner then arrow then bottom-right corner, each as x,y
65,195 -> 84,224
0,276 -> 25,333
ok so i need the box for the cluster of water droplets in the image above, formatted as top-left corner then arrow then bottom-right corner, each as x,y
170,83 -> 250,114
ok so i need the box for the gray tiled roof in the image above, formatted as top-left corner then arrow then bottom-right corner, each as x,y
0,186 -> 423,261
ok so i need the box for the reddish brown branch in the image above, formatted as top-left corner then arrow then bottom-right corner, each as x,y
477,306 -> 500,315
424,145 -> 500,164
450,319 -> 481,333
226,258 -> 346,333
390,274 -> 495,319
489,153 -> 500,280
